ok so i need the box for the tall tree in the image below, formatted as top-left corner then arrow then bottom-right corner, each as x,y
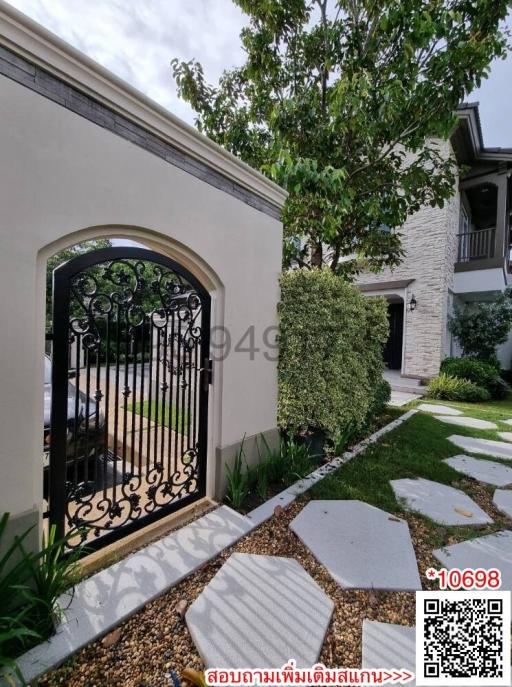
172,0 -> 510,275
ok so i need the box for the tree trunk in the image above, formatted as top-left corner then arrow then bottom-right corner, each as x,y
311,242 -> 323,268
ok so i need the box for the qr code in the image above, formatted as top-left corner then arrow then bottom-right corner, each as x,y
416,591 -> 511,686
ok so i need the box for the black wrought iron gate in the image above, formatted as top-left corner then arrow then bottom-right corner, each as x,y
48,247 -> 211,553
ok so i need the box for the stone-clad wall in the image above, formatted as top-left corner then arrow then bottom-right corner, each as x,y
356,141 -> 459,379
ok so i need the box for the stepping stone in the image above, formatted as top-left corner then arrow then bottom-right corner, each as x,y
389,391 -> 422,407
289,500 -> 421,591
362,620 -> 418,686
493,490 -> 512,518
186,553 -> 333,668
444,455 -> 512,487
390,478 -> 493,526
448,435 -> 512,461
418,403 -> 462,416
362,620 -> 509,686
498,432 -> 512,442
502,420 -> 512,426
434,531 -> 512,606
434,415 -> 497,430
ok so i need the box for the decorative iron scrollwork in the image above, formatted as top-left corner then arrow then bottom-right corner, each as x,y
50,250 -> 209,552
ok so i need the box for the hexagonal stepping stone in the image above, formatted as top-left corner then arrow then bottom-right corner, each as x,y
444,455 -> 512,487
289,500 -> 421,591
390,478 -> 493,526
493,490 -> 512,518
434,531 -> 512,603
498,432 -> 512,442
434,415 -> 497,430
185,553 -> 333,668
362,620 -> 417,685
502,419 -> 512,426
448,435 -> 512,461
418,403 -> 462,415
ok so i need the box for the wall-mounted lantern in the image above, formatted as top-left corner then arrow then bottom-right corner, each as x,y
409,294 -> 417,312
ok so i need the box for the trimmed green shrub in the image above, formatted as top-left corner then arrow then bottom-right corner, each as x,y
440,357 -> 509,400
488,376 -> 510,400
364,378 -> 391,427
426,373 -> 490,402
440,357 -> 498,388
278,269 -> 389,438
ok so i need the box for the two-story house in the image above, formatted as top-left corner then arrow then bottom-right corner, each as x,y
356,103 -> 512,389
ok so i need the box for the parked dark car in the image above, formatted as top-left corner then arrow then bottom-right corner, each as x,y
43,355 -> 105,497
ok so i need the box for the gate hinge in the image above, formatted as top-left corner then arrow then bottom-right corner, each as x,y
202,358 -> 213,391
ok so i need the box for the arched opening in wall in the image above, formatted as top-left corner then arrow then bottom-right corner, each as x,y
44,236 -> 211,554
382,296 -> 404,372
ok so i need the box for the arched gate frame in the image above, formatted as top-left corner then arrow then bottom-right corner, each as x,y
49,247 -> 211,553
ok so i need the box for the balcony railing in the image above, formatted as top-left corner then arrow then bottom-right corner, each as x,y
457,228 -> 496,263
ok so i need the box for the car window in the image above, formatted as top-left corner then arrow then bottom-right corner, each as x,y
44,356 -> 52,384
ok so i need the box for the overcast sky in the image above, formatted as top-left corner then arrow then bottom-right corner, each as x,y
5,0 -> 512,147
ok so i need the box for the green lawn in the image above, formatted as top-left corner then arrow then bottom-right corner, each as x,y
410,396 -> 512,423
309,398 -> 512,545
126,400 -> 188,431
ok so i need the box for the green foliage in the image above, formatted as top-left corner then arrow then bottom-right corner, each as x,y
226,434 -> 314,511
225,438 -> 250,510
46,239 -> 112,326
488,376 -> 510,401
363,379 -> 392,429
441,357 -> 498,388
440,357 -> 510,400
172,0 -> 509,274
278,269 -> 389,438
279,437 -> 312,485
426,373 -> 490,402
448,288 -> 512,362
0,514 -> 81,682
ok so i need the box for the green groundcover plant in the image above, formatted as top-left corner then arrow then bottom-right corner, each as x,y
426,373 -> 490,403
0,514 -> 81,684
278,268 -> 389,438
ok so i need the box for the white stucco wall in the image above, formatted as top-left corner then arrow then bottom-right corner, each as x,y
0,74 -> 283,524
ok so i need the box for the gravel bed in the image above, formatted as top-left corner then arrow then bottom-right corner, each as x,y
35,463 -> 508,687
36,497 -> 444,687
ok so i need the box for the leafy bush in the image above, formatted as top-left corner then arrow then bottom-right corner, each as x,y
278,269 -> 389,439
440,357 -> 497,388
0,514 -> 80,681
426,373 -> 490,402
440,357 -> 509,400
448,287 -> 512,362
488,376 -> 510,400
363,379 -> 391,428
